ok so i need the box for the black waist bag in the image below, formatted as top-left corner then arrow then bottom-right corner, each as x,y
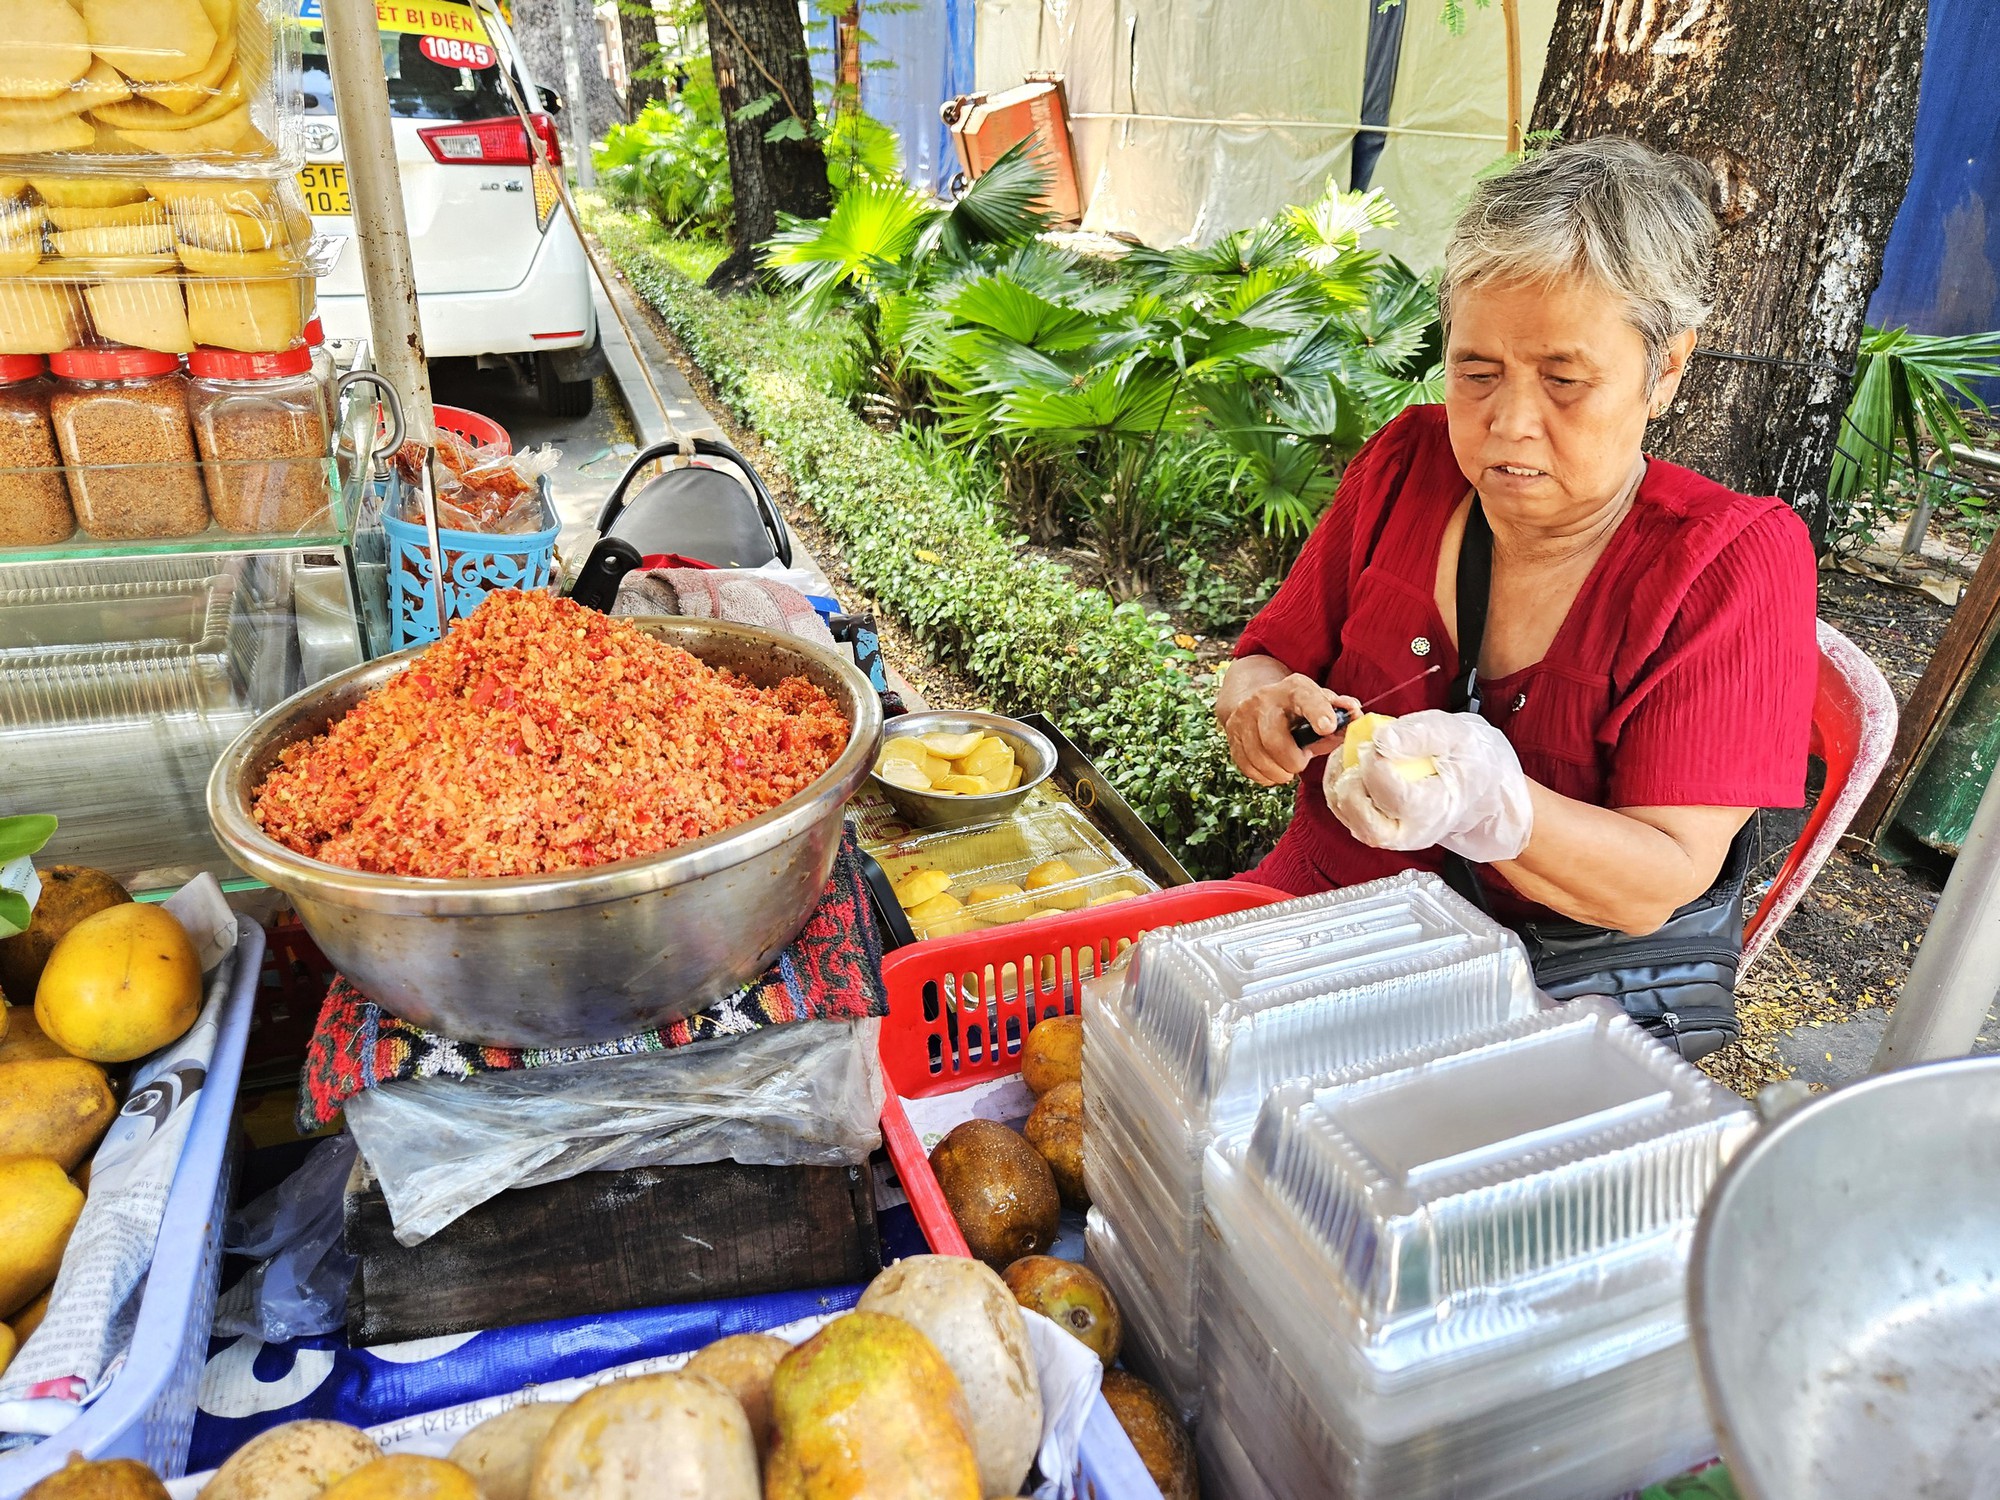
1444,500 -> 1746,1063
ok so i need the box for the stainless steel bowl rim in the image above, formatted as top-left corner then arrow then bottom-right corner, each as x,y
867,709 -> 1057,804
208,616 -> 884,917
1687,1053 -> 2000,1494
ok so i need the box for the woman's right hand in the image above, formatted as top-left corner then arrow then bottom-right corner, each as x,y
1216,655 -> 1361,787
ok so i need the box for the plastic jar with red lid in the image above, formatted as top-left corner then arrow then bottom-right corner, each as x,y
187,342 -> 331,534
303,312 -> 335,425
48,346 -> 209,541
0,353 -> 75,546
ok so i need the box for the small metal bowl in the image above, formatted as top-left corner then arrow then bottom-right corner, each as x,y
869,710 -> 1056,829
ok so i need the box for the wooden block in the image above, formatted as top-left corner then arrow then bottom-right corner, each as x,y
345,1160 -> 880,1345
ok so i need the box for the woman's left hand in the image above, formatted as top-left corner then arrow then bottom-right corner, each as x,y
1325,709 -> 1535,862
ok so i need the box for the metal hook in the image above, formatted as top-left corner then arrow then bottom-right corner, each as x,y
335,369 -> 407,482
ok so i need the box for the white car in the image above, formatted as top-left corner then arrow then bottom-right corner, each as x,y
296,5 -> 603,416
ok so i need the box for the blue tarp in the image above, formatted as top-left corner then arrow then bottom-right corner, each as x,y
1867,0 -> 2000,348
815,0 -> 976,197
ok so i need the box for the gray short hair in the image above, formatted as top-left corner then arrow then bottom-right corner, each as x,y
1439,137 -> 1718,387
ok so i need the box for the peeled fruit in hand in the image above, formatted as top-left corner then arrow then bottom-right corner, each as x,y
928,1118 -> 1061,1272
198,1420 -> 383,1500
1100,1371 -> 1198,1500
36,903 -> 200,1063
1002,1255 -> 1123,1366
1341,712 -> 1439,780
22,1457 -> 171,1500
447,1403 -> 568,1500
684,1332 -> 791,1458
857,1255 -> 1043,1500
0,864 -> 132,1000
0,1155 -> 83,1318
1020,1014 -> 1081,1096
0,1056 -> 116,1170
1024,1079 -> 1087,1209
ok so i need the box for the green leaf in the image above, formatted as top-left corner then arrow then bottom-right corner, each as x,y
733,91 -> 779,122
0,889 -> 29,940
0,814 -> 57,863
763,116 -> 808,143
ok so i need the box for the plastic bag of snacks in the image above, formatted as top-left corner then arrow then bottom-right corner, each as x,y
394,431 -> 560,535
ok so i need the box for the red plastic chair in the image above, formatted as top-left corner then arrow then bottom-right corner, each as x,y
1740,619 -> 1898,972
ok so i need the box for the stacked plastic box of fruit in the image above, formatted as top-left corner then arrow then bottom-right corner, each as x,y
1198,1000 -> 1754,1499
1078,870 -> 1540,1417
0,0 -> 327,546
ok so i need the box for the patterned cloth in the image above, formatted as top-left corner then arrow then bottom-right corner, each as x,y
613,568 -> 837,649
297,831 -> 887,1132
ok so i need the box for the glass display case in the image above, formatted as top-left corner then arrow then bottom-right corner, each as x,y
0,535 -> 363,896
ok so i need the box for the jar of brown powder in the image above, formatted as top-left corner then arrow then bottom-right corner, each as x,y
0,353 -> 75,546
187,342 -> 331,534
49,346 -> 208,541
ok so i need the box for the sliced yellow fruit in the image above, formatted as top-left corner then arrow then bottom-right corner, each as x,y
83,271 -> 189,352
1089,889 -> 1140,906
32,175 -> 147,207
1022,908 -> 1068,922
79,0 -> 219,82
0,0 -> 91,102
171,236 -> 300,276
919,731 -> 984,759
51,222 -> 172,257
0,279 -> 85,353
45,198 -> 163,229
0,112 -> 93,152
141,176 -> 269,211
964,881 -> 1024,906
892,869 -> 952,909
1024,859 -> 1080,892
876,758 -> 932,792
905,892 -> 964,926
1005,765 -> 1024,790
128,15 -> 234,114
931,774 -> 992,796
958,738 -> 1015,783
0,237 -> 42,274
105,99 -> 258,155
878,737 -> 931,766
0,57 -> 121,122
92,62 -> 243,131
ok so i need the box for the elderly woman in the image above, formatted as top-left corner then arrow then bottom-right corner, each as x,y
1215,138 -> 1817,1048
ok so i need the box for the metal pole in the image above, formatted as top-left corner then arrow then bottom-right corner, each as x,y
557,0 -> 599,189
321,0 -> 436,447
1874,761 -> 2000,1069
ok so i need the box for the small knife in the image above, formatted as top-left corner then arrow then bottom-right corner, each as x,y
1289,664 -> 1442,749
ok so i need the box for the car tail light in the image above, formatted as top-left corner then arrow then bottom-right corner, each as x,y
417,112 -> 562,168
418,113 -> 563,227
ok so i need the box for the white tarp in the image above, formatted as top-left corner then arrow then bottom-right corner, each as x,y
974,0 -> 1558,266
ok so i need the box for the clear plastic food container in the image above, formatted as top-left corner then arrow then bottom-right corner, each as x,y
0,352 -> 75,544
186,340 -> 328,533
0,0 -> 301,173
48,343 -> 207,539
0,177 -> 314,354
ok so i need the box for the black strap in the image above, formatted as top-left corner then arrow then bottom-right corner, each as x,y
1450,496 -> 1492,714
1444,497 -> 1494,907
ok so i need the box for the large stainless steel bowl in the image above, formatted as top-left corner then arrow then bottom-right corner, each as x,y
1691,1056 -> 2000,1499
209,617 -> 882,1047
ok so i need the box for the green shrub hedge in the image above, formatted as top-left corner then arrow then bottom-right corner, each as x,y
587,205 -> 1291,878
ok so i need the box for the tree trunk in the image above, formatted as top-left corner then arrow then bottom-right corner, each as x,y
1531,0 -> 1926,545
618,1 -> 667,120
702,0 -> 831,289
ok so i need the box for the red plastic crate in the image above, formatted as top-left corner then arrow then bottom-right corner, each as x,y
877,880 -> 1289,1256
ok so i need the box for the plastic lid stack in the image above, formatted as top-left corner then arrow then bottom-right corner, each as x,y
1079,870 -> 1539,1416
1199,1001 -> 1755,1499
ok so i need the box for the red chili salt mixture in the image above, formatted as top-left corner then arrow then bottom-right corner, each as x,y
252,590 -> 850,878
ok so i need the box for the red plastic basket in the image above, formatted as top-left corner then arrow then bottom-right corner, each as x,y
433,403 -> 511,453
877,880 -> 1289,1256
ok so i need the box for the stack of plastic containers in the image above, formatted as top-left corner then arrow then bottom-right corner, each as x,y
1200,1000 -> 1754,1499
1080,870 -> 1541,1415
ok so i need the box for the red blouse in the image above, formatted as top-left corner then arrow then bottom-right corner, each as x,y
1234,404 -> 1819,913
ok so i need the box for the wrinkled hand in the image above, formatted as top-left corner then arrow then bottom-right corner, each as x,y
1324,709 -> 1534,862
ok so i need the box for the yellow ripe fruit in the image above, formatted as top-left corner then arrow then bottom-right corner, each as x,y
906,892 -> 965,927
919,731 -> 984,759
1023,859 -> 1078,892
1089,889 -> 1139,907
0,1156 -> 82,1318
958,738 -> 1015,784
931,774 -> 992,797
317,1455 -> 482,1500
877,758 -> 933,791
36,904 -> 201,1064
893,869 -> 952,909
878,737 -> 932,766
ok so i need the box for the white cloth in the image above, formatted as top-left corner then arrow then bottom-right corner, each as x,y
1325,709 -> 1534,862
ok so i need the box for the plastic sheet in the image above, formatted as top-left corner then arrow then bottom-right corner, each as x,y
344,1019 -> 886,1246
212,1134 -> 356,1343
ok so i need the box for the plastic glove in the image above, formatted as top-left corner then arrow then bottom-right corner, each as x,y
1324,709 -> 1534,862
